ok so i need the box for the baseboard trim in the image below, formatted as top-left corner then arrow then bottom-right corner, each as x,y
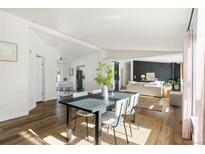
45,98 -> 57,102
0,110 -> 29,122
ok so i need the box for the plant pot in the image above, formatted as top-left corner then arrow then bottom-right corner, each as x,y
102,85 -> 108,98
174,84 -> 179,90
163,86 -> 172,97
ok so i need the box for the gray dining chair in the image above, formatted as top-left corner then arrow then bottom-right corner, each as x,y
101,98 -> 129,144
73,91 -> 94,140
125,93 -> 140,137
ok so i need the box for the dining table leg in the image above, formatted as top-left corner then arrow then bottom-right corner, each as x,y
66,106 -> 72,143
95,110 -> 102,145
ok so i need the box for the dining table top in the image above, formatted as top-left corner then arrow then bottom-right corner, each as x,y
59,91 -> 137,113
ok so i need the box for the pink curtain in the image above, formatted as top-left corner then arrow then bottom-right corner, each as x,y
182,31 -> 193,139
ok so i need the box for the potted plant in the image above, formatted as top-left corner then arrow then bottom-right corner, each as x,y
163,80 -> 173,97
173,79 -> 180,90
163,81 -> 172,88
95,62 -> 114,98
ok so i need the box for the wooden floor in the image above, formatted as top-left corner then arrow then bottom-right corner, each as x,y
0,96 -> 192,145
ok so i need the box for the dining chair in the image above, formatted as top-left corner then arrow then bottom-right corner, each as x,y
101,98 -> 129,144
91,89 -> 102,94
125,93 -> 140,137
73,91 -> 88,98
73,91 -> 94,140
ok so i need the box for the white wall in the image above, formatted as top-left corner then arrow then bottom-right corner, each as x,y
72,52 -> 104,91
28,30 -> 60,110
0,12 -> 29,121
0,12 -> 60,121
119,61 -> 131,87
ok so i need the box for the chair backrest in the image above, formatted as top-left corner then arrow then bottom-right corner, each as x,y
73,91 -> 88,98
115,97 -> 129,116
57,81 -> 73,88
129,93 -> 140,108
91,89 -> 102,94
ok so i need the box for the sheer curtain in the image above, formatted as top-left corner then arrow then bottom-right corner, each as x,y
183,9 -> 205,144
182,31 -> 193,139
192,9 -> 205,144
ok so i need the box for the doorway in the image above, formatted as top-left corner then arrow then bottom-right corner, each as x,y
76,65 -> 85,91
36,55 -> 45,103
114,61 -> 120,90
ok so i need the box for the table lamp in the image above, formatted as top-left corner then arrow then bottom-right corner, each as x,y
141,74 -> 145,81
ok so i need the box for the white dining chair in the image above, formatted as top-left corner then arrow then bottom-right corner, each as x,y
125,93 -> 140,137
73,91 -> 88,98
73,91 -> 94,140
101,97 -> 129,144
91,89 -> 102,94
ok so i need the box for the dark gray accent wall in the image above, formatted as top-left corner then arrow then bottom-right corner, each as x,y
174,63 -> 180,81
133,61 -> 180,81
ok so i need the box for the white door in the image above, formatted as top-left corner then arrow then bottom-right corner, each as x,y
36,57 -> 43,102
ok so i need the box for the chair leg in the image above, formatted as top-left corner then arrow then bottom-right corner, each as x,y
113,127 -> 117,145
123,121 -> 129,144
136,122 -> 139,130
107,125 -> 109,133
128,120 -> 132,137
86,116 -> 89,140
92,116 -> 95,123
133,113 -> 139,130
133,115 -> 139,130
73,109 -> 77,131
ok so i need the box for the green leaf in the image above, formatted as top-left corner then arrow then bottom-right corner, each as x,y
95,61 -> 114,87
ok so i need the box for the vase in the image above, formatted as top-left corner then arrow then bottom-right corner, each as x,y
102,85 -> 108,98
174,84 -> 179,90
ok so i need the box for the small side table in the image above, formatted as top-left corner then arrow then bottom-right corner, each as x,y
169,91 -> 182,106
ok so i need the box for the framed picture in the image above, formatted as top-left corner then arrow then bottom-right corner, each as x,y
0,41 -> 17,62
146,72 -> 155,81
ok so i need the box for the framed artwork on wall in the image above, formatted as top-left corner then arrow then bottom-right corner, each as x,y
0,41 -> 17,62
146,72 -> 155,81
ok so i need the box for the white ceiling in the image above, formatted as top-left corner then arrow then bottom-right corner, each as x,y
33,29 -> 98,62
1,8 -> 191,60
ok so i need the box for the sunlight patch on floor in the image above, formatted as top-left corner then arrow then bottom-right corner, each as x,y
28,129 -> 38,136
101,123 -> 151,145
60,132 -> 67,137
80,122 -> 95,128
165,107 -> 170,113
19,131 -> 44,144
60,132 -> 77,141
133,126 -> 151,145
149,105 -> 154,109
43,135 -> 66,145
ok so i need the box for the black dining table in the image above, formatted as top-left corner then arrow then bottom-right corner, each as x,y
59,91 -> 136,145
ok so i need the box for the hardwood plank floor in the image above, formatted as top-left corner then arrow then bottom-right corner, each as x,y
0,96 -> 192,145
